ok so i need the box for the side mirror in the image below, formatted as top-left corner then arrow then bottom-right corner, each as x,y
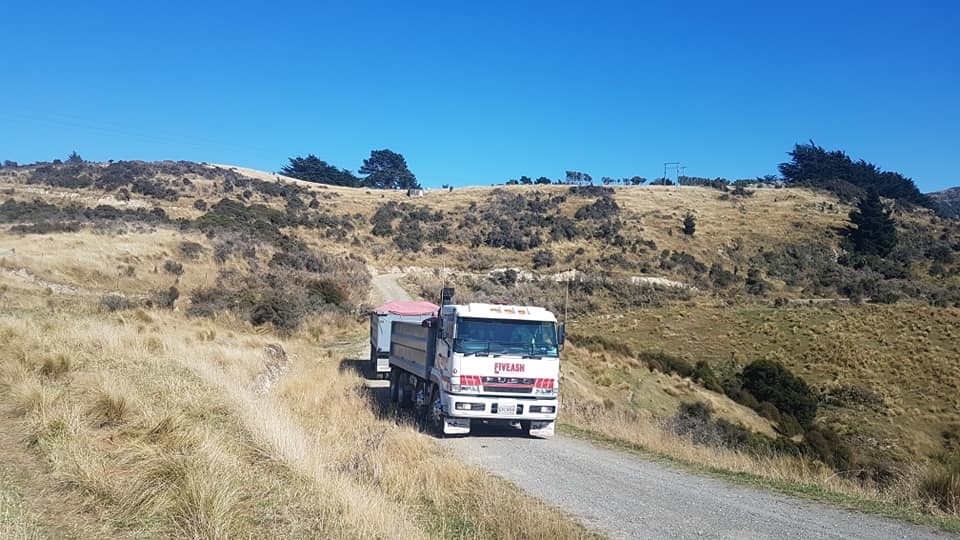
558,323 -> 566,348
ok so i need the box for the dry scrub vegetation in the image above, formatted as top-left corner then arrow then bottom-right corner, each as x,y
0,276 -> 591,537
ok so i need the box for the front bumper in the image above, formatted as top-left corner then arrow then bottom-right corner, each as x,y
441,392 -> 558,421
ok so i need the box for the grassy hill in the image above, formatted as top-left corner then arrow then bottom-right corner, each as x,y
1,160 -> 959,531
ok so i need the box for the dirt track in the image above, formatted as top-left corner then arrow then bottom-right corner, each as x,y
368,273 -> 953,539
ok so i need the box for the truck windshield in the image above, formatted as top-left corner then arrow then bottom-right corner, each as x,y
454,318 -> 558,358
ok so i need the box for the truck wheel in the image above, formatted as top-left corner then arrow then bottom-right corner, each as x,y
369,346 -> 377,377
397,378 -> 413,409
389,369 -> 401,406
427,385 -> 445,438
520,421 -> 532,437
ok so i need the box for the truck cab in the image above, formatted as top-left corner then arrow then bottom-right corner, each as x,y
388,299 -> 563,437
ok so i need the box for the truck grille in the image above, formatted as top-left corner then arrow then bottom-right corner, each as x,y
482,376 -> 534,394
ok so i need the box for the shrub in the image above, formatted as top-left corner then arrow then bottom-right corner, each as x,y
163,260 -> 184,276
100,294 -> 133,312
178,241 -> 204,260
778,414 -> 805,437
9,221 -> 82,234
193,199 -> 208,211
682,213 -> 696,236
574,197 -> 620,220
757,401 -> 781,422
803,424 -> 853,471
532,249 -> 555,269
150,286 -> 180,309
692,360 -> 723,393
640,351 -> 693,378
304,279 -> 345,306
708,263 -> 738,289
250,289 -> 303,332
742,360 -> 818,427
745,268 -> 771,295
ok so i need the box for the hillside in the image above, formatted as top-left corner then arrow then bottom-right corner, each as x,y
1,160 -> 959,531
930,187 -> 960,219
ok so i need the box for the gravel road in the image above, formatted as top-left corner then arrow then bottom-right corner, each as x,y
368,273 -> 954,539
442,425 -> 952,539
370,271 -> 413,304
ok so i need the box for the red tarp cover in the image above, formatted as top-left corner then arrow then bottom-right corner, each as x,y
373,300 -> 439,316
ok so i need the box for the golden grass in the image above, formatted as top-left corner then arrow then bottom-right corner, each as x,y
558,374 -> 958,521
0,471 -> 44,540
0,271 -> 592,538
574,304 -> 960,461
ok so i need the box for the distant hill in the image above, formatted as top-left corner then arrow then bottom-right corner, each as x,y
929,187 -> 960,219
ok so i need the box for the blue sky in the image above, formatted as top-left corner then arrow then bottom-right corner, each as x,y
1,1 -> 958,190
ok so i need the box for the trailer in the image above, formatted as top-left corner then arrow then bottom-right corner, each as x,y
388,290 -> 563,438
369,300 -> 439,378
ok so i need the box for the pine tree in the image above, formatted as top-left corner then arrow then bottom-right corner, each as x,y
849,189 -> 897,257
682,212 -> 696,236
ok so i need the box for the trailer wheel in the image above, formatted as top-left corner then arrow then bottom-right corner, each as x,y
389,369 -> 399,405
427,385 -> 445,438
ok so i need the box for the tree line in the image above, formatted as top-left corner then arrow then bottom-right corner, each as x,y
280,149 -> 420,190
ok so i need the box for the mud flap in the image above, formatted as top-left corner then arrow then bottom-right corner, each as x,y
443,417 -> 471,435
528,421 -> 555,438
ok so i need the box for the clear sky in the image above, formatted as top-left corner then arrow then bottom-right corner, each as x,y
1,1 -> 958,191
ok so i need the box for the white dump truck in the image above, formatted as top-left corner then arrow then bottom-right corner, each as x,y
369,301 -> 440,378
388,289 -> 563,437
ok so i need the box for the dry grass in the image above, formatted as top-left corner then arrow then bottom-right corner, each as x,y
574,304 -> 960,461
558,373 -> 956,522
0,260 -> 592,538
0,472 -> 44,540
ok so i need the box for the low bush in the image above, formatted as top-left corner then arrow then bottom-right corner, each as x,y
150,286 -> 180,309
532,249 -> 555,269
178,241 -> 204,260
692,360 -> 723,393
100,294 -> 134,312
9,221 -> 82,234
163,260 -> 184,276
741,359 -> 818,427
639,351 -> 693,378
803,424 -> 853,471
574,196 -> 620,220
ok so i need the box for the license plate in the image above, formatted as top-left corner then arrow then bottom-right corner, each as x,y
497,403 -> 517,415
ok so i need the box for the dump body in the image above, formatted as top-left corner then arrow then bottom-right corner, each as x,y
369,301 -> 438,376
388,301 -> 563,437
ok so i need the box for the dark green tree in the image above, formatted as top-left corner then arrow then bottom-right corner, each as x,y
519,175 -> 533,185
848,189 -> 897,257
359,149 -> 419,190
649,177 -> 675,186
66,151 -> 83,164
741,359 -> 818,427
779,141 -> 930,206
682,212 -> 696,236
280,155 -> 359,187
534,176 -> 552,185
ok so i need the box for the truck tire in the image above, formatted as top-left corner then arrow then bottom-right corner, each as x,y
389,369 -> 399,405
426,385 -> 445,438
397,377 -> 413,409
369,346 -> 377,377
520,420 -> 532,437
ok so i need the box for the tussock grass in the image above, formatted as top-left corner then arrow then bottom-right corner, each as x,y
0,472 -> 44,540
0,287 -> 592,539
559,355 -> 960,529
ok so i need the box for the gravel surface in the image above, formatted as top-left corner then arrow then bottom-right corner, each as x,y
368,273 -> 954,539
442,425 -> 953,540
370,271 -> 413,304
